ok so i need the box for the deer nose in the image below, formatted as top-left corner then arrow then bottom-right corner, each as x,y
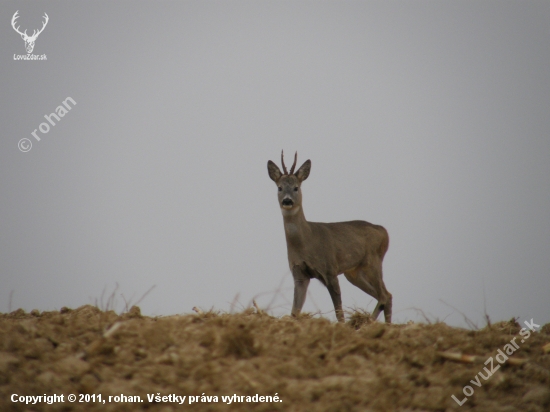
282,198 -> 294,206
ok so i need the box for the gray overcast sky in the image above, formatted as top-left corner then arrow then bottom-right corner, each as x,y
1,1 -> 549,327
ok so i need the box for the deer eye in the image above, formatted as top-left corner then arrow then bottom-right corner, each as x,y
278,187 -> 282,191
294,187 -> 299,191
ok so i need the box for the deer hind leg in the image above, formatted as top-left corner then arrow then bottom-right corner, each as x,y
372,292 -> 392,323
344,264 -> 392,323
365,263 -> 392,323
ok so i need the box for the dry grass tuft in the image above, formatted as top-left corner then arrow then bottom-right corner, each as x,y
346,308 -> 373,330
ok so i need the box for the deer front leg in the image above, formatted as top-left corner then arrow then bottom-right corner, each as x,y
291,266 -> 310,318
326,276 -> 345,323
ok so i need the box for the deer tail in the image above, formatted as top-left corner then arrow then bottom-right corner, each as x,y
377,226 -> 389,260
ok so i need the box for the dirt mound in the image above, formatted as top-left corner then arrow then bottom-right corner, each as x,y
0,306 -> 549,411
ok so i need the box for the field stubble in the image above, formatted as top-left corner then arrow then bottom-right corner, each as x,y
0,305 -> 549,411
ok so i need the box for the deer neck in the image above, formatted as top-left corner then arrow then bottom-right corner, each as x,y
282,206 -> 309,246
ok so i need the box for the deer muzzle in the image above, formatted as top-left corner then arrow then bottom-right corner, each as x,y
282,198 -> 294,209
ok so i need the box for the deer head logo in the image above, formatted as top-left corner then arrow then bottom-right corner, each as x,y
11,11 -> 49,54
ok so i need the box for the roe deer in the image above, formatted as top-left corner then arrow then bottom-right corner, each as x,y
267,151 -> 392,323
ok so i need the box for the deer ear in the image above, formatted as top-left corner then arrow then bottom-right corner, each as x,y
267,160 -> 282,182
295,160 -> 311,182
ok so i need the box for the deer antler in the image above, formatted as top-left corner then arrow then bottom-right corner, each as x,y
289,152 -> 298,174
281,150 -> 288,174
30,13 -> 49,40
281,150 -> 298,175
12,11 -> 48,40
11,11 -> 27,37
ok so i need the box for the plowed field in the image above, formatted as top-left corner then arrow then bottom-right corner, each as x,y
1,305 -> 549,411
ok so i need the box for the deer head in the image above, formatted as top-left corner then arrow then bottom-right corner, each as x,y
267,151 -> 311,216
12,11 -> 49,54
